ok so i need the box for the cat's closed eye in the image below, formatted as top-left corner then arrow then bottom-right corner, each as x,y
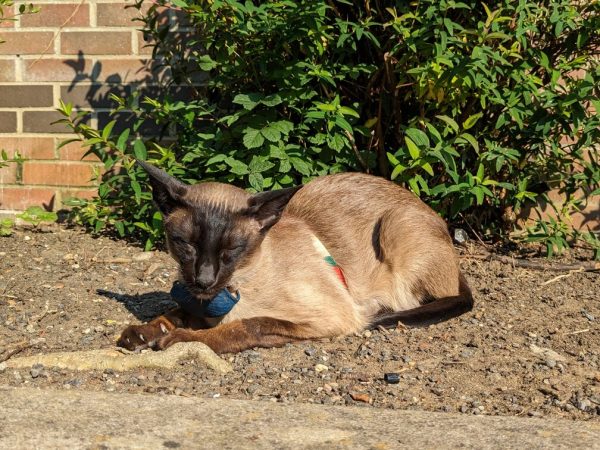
171,237 -> 196,259
220,244 -> 244,264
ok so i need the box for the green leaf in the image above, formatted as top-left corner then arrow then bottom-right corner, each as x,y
472,186 -> 484,205
315,102 -> 336,112
539,51 -> 550,70
421,162 -> 434,176
249,156 -> 275,173
408,178 -> 420,196
133,139 -> 147,160
476,163 -> 485,182
390,163 -> 406,180
233,93 -> 263,111
460,132 -> 479,153
405,137 -> 421,160
290,157 -> 312,176
131,180 -> 142,204
485,32 -> 510,41
206,154 -> 228,165
102,120 -> 116,140
260,94 -> 282,107
114,221 -> 125,237
198,54 -> 217,71
405,128 -> 430,148
116,129 -> 130,152
248,173 -> 264,191
463,113 -> 483,130
436,115 -> 459,134
56,138 -> 82,150
243,128 -> 265,149
387,152 -> 400,166
270,120 -> 294,135
261,125 -> 282,143
94,220 -> 106,233
269,145 -> 288,159
335,116 -> 353,133
338,106 -> 360,118
225,157 -> 249,175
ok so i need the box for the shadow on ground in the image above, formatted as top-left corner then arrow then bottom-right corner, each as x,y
97,289 -> 175,321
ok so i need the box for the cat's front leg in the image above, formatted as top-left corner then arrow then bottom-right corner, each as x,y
153,317 -> 315,354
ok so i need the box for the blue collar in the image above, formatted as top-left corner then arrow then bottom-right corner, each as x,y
170,282 -> 240,318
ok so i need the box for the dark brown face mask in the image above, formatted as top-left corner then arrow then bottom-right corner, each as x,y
136,160 -> 302,298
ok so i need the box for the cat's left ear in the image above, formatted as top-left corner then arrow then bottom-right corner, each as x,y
246,185 -> 303,232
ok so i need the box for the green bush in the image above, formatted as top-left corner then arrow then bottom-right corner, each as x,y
58,0 -> 599,256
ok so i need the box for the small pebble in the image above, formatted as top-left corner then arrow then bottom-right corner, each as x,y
349,392 -> 371,403
581,310 -> 595,322
133,252 -> 153,262
30,364 -> 44,379
576,399 -> 591,412
460,349 -> 475,358
453,228 -> 468,245
383,373 -> 400,384
304,348 -> 316,357
315,364 -> 329,373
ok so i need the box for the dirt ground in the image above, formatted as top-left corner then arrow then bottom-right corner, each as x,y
0,226 -> 598,420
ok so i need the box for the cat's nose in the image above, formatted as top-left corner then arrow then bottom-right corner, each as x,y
195,273 -> 216,290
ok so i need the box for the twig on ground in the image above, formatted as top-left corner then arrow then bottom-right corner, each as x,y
542,269 -> 585,285
461,253 -> 600,273
93,257 -> 133,264
565,329 -> 590,335
458,213 -> 491,250
0,341 -> 32,363
29,299 -> 55,324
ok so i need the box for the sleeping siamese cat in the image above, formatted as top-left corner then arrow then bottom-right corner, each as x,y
117,161 -> 473,354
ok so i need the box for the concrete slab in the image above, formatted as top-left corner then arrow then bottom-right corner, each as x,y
1,386 -> 598,449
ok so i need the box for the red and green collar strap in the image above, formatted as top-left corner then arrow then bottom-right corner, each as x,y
313,236 -> 348,289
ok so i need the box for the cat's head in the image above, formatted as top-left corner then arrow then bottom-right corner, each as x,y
138,161 -> 301,299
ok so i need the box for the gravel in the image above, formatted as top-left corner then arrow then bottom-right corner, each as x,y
0,227 -> 599,420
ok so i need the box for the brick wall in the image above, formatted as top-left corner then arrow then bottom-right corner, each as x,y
0,0 -> 167,213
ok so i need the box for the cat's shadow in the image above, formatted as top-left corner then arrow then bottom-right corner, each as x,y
97,289 -> 176,322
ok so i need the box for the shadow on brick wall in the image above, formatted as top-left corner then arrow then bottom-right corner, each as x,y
519,193 -> 600,233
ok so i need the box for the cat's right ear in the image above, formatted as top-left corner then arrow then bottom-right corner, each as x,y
136,160 -> 188,216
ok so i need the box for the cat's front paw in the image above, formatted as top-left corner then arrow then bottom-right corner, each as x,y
117,322 -> 170,350
152,328 -> 192,351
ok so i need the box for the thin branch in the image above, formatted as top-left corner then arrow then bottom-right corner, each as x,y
461,252 -> 600,272
28,0 -> 88,68
344,130 -> 369,173
0,341 -> 32,363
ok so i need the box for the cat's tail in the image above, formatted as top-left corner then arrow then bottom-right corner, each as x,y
369,273 -> 474,328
